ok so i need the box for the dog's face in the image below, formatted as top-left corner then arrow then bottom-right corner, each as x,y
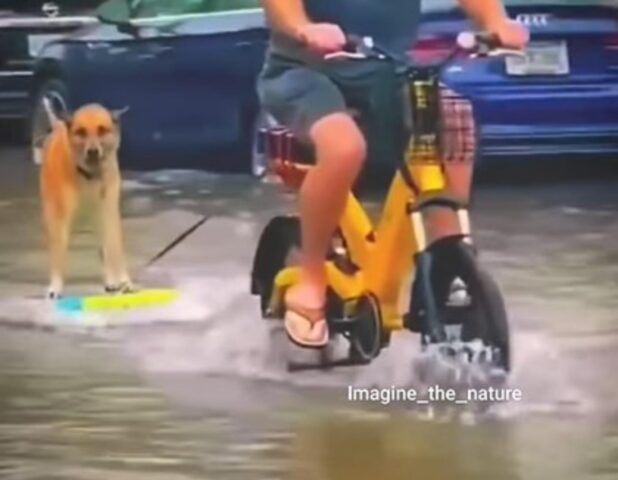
65,104 -> 126,176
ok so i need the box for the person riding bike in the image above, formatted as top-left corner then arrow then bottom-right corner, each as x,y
257,0 -> 529,348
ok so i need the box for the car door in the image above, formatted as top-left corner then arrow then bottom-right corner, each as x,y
91,0 -> 267,170
146,0 -> 267,171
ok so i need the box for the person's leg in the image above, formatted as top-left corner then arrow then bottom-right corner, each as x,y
423,164 -> 474,242
419,89 -> 477,304
423,88 -> 476,243
258,62 -> 366,345
287,112 -> 366,312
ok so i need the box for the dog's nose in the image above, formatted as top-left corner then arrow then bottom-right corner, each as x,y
86,148 -> 100,164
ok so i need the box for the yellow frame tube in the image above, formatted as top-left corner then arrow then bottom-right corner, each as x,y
268,146 -> 449,334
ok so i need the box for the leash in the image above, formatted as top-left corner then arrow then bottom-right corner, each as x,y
144,214 -> 211,268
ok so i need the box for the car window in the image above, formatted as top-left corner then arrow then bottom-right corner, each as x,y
97,0 -> 260,23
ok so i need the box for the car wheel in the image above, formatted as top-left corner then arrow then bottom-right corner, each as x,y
250,109 -> 278,178
29,79 -> 70,165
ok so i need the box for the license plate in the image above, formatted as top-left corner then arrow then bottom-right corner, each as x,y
506,41 -> 570,76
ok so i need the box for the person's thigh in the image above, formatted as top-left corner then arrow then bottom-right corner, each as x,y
321,59 -> 409,168
309,113 -> 366,167
257,62 -> 348,144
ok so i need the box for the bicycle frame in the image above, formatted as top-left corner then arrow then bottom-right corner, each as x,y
267,65 -> 476,334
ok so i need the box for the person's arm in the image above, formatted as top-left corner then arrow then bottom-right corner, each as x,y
261,0 -> 311,43
458,0 -> 507,31
261,0 -> 346,55
457,0 -> 529,48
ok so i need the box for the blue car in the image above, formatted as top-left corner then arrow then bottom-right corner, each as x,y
415,0 -> 618,161
30,0 -> 267,172
27,0 -> 618,172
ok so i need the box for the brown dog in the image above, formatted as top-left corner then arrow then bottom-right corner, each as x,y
40,103 -> 133,298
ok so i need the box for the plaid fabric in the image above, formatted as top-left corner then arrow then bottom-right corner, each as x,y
259,85 -> 477,171
439,85 -> 477,165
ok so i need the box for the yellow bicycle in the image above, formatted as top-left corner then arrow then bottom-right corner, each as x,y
251,33 -> 513,373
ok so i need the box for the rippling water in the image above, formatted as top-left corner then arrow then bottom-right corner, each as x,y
1,327 -> 616,480
0,154 -> 617,479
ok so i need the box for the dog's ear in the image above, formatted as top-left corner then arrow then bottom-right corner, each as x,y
58,110 -> 73,130
111,106 -> 130,125
42,96 -> 72,129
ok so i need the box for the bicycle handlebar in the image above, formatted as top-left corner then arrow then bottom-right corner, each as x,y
325,32 -> 524,71
457,32 -> 524,58
457,32 -> 501,52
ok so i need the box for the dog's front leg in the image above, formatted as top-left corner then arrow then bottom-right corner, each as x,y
44,199 -> 75,299
100,175 -> 133,293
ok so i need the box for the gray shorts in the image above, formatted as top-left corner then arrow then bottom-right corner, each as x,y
257,53 -> 409,165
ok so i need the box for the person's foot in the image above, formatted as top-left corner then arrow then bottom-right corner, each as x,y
284,281 -> 329,348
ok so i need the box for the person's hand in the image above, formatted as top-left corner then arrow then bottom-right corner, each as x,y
296,23 -> 346,56
488,18 -> 529,50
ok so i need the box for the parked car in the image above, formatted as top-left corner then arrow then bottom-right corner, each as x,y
419,0 -> 618,161
30,0 -> 268,172
0,1 -> 105,138
27,0 -> 618,173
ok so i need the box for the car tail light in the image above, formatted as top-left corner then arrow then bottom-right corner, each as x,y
408,35 -> 460,64
604,33 -> 618,50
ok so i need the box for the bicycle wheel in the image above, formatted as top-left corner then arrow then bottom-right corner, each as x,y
439,240 -> 510,372
251,217 -> 349,319
251,216 -> 301,316
348,294 -> 382,363
460,263 -> 510,372
409,235 -> 510,372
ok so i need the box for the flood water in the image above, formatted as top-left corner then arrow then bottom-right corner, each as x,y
0,149 -> 617,479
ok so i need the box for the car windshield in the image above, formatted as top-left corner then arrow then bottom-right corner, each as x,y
97,0 -> 260,23
423,0 -> 617,12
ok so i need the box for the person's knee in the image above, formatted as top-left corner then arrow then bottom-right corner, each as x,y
310,113 -> 367,171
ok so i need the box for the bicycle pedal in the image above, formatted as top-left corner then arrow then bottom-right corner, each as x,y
329,316 -> 357,335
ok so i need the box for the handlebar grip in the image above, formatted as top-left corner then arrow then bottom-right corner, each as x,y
342,34 -> 397,62
457,32 -> 502,51
323,34 -> 371,61
342,34 -> 377,54
343,34 -> 364,50
476,32 -> 502,49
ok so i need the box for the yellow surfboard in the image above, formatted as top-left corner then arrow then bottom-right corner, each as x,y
56,289 -> 180,313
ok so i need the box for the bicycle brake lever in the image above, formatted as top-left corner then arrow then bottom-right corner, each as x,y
459,32 -> 525,58
324,35 -> 382,61
324,51 -> 368,60
344,34 -> 371,51
469,48 -> 525,59
489,48 -> 526,57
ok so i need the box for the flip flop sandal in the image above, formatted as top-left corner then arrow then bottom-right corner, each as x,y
284,303 -> 329,349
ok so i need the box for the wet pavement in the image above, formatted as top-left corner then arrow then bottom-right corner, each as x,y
0,146 -> 617,479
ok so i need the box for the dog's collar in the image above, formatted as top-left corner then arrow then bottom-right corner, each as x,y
77,165 -> 95,181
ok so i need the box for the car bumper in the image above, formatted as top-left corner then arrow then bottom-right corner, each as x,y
0,73 -> 33,120
451,76 -> 618,163
480,124 -> 618,161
